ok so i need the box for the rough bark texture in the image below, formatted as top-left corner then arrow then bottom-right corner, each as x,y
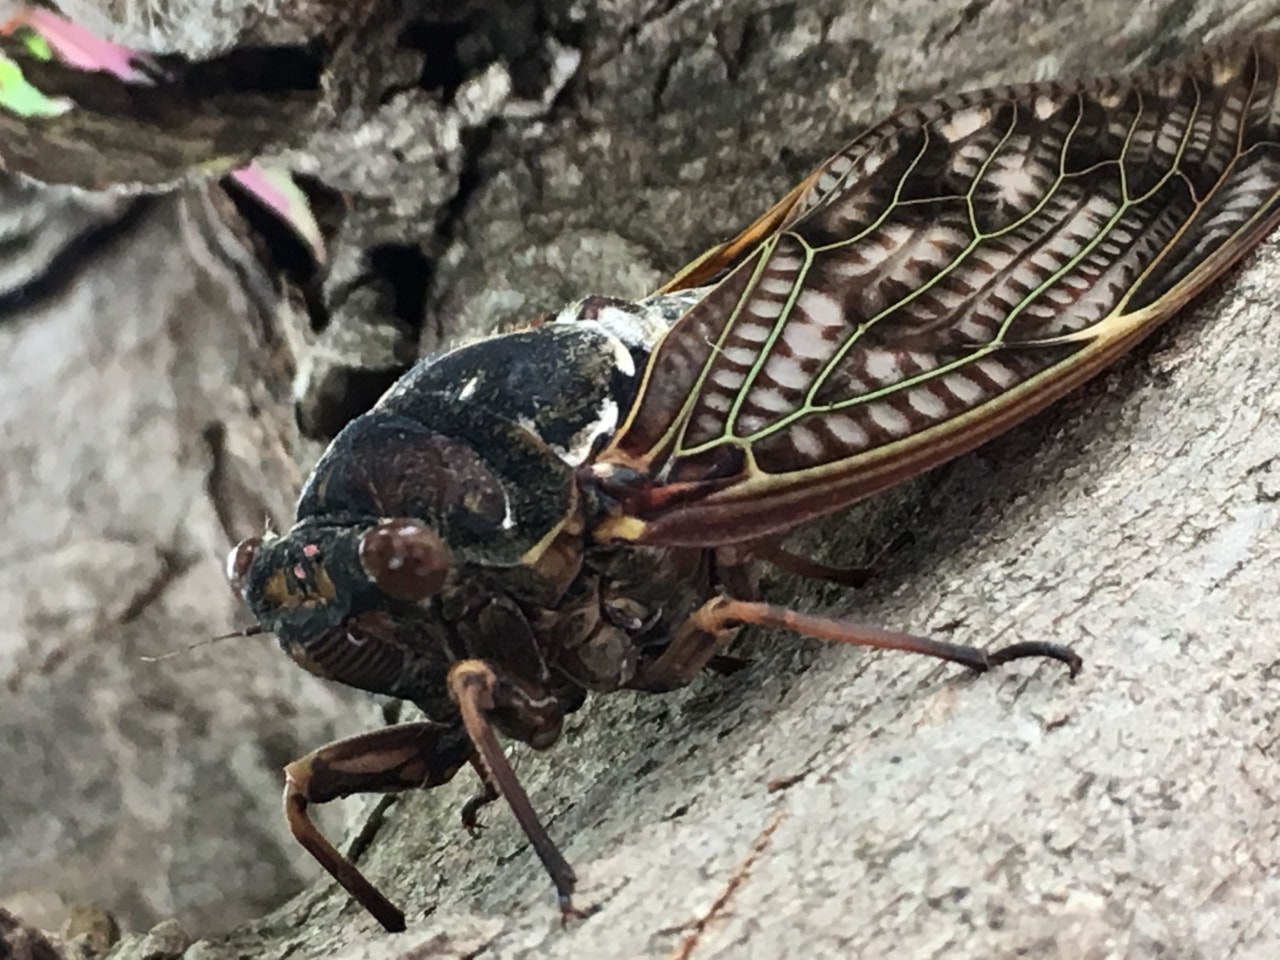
3,1 -> 1280,958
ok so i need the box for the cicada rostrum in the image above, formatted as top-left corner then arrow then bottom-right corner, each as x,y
227,32 -> 1280,931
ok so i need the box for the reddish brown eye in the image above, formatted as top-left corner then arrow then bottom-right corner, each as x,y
226,537 -> 261,595
358,520 -> 451,602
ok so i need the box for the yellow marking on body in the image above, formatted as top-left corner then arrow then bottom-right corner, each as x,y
263,570 -> 295,607
264,565 -> 336,608
310,565 -> 338,602
519,484 -> 582,567
591,514 -> 648,544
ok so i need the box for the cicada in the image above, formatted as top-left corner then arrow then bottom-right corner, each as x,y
227,32 -> 1280,931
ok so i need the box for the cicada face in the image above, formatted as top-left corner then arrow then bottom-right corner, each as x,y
226,518 -> 454,694
227,525 -> 364,645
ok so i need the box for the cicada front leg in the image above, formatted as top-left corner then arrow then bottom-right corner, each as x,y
283,721 -> 475,932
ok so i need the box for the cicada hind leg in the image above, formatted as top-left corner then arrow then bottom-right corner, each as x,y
624,536 -> 1079,693
630,595 -> 1082,690
749,532 -> 916,588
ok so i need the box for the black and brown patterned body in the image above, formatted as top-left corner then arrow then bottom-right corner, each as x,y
228,33 -> 1280,932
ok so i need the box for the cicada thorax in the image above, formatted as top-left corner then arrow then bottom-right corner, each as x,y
527,537 -> 719,691
232,300 -> 715,718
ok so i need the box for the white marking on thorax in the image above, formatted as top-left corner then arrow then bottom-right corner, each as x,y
552,397 -> 620,467
500,485 -> 517,530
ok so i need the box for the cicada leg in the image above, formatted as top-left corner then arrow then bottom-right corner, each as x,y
460,755 -> 500,835
626,596 -> 746,693
283,721 -> 474,933
750,532 -> 915,588
446,660 -> 584,919
691,597 -> 1083,675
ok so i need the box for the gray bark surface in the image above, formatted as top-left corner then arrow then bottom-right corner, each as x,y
2,1 -> 1279,958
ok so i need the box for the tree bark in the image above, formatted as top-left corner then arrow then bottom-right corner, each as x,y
2,1 -> 1279,958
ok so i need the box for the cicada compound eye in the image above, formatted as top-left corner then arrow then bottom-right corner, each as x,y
226,536 -> 262,596
358,520 -> 451,602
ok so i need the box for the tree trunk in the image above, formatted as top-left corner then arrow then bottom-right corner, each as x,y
2,1 -> 1279,958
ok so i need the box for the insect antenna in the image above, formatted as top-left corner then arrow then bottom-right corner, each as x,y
139,624 -> 266,663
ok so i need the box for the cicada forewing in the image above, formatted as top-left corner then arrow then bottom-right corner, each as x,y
593,32 -> 1280,547
653,165 -> 828,294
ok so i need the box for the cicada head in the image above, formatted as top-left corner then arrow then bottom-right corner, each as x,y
224,518 -> 455,691
227,519 -> 450,634
222,377 -> 584,696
